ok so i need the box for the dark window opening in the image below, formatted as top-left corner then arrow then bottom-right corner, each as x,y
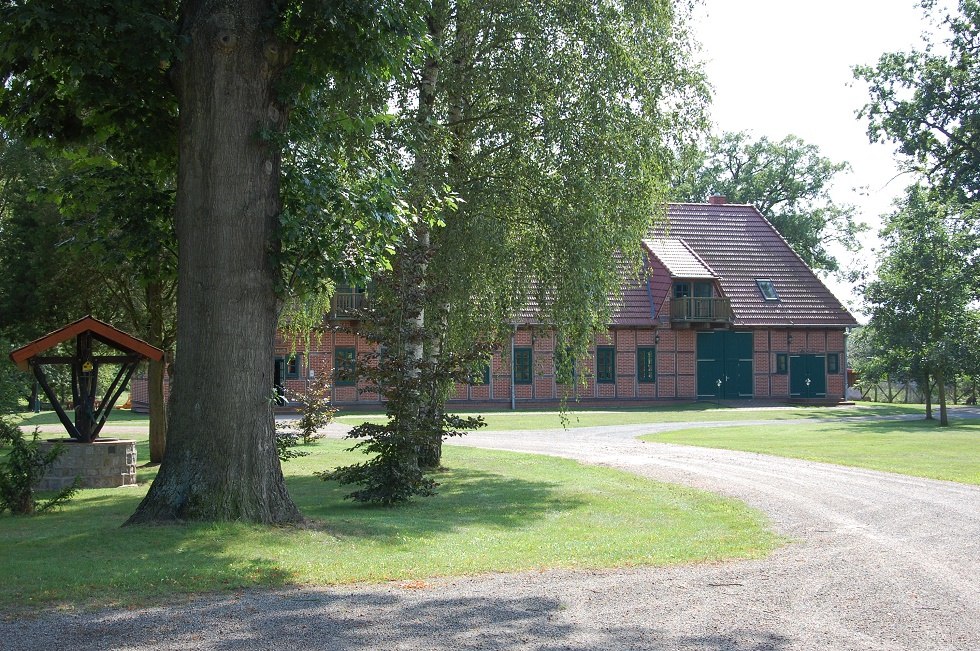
776,353 -> 788,375
597,346 -> 616,383
335,347 -> 356,386
514,348 -> 532,384
828,353 -> 840,374
470,362 -> 492,386
693,282 -> 713,297
637,347 -> 656,383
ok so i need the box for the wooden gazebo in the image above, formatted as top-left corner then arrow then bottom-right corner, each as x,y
9,316 -> 164,443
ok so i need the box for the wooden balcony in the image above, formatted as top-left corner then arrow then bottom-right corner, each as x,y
329,291 -> 367,319
670,297 -> 732,324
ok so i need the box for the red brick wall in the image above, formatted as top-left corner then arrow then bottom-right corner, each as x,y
129,323 -> 851,411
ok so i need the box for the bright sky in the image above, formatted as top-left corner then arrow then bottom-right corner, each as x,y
690,0 -> 951,316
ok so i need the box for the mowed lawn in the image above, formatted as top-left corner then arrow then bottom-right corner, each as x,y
641,418 -> 980,485
335,402 -> 924,430
0,426 -> 779,613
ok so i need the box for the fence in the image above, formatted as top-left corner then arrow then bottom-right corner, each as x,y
855,378 -> 978,405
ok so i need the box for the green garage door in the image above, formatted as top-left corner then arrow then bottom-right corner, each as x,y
790,354 -> 827,398
697,331 -> 753,399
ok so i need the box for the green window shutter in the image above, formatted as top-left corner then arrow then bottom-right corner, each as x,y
514,348 -> 533,384
637,347 -> 656,383
597,346 -> 615,383
335,347 -> 356,386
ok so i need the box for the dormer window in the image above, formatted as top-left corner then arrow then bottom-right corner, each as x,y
756,279 -> 779,301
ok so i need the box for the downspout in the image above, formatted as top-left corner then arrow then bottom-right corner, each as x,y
843,326 -> 851,399
511,323 -> 516,411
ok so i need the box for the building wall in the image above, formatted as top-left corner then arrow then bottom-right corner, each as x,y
130,324 -> 849,412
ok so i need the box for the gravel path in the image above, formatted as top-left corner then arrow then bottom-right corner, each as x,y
4,410 -> 979,650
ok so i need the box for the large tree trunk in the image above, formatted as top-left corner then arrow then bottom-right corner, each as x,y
146,280 -> 168,463
127,0 -> 300,524
147,356 -> 167,463
923,371 -> 933,420
937,369 -> 949,426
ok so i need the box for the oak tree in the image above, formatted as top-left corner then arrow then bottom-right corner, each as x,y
673,131 -> 863,273
1,0 -> 421,523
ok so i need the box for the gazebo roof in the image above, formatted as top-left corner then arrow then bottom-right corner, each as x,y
9,315 -> 164,371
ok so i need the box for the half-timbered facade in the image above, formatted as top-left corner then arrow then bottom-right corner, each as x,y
131,200 -> 858,410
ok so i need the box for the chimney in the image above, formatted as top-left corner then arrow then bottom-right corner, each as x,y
708,194 -> 727,205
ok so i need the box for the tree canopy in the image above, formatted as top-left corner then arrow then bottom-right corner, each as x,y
861,185 -> 979,424
672,131 -> 862,273
855,0 -> 980,202
0,0 -> 428,524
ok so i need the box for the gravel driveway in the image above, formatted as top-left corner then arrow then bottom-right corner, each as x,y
4,412 -> 979,650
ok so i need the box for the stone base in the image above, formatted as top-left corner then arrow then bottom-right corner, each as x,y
37,439 -> 137,490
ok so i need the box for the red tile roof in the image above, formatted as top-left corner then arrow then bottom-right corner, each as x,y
643,238 -> 716,279
517,203 -> 857,329
651,203 -> 858,328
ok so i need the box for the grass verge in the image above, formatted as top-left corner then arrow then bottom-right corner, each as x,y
640,418 -> 980,485
0,433 -> 779,614
335,402 -> 926,430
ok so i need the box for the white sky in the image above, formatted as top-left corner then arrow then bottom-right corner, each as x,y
689,0 -> 951,316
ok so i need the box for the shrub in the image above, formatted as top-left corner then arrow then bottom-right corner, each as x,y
0,419 -> 78,515
274,426 -> 309,462
283,377 -> 337,445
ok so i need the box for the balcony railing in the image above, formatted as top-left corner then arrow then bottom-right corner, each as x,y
330,292 -> 367,319
670,297 -> 732,323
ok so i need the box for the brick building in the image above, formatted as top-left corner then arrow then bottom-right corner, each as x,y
131,200 -> 858,411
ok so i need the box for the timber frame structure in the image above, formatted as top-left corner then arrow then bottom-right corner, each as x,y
10,316 -> 164,442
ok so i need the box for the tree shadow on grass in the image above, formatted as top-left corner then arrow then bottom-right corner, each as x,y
0,589 -> 794,651
0,465 -> 584,613
286,466 -> 586,540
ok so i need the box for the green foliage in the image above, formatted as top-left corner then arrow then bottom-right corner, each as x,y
282,377 -> 337,445
861,185 -> 979,422
0,420 -> 79,515
855,0 -> 980,201
672,131 -> 863,273
322,270 -> 487,504
0,346 -> 26,415
422,0 -> 707,363
274,429 -> 310,463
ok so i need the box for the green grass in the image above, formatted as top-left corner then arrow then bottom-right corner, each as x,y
336,402 -> 925,430
0,431 -> 779,613
11,409 -> 149,427
640,418 -> 980,485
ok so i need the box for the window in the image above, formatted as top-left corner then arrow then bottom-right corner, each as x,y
334,347 -> 356,386
673,282 -> 691,299
775,353 -> 788,375
756,279 -> 780,301
285,354 -> 301,379
828,353 -> 840,374
693,282 -> 713,298
513,348 -> 532,384
470,362 -> 491,385
637,347 -> 656,383
596,346 -> 616,383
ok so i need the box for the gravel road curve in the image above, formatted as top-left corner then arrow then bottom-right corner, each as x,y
4,411 -> 979,650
